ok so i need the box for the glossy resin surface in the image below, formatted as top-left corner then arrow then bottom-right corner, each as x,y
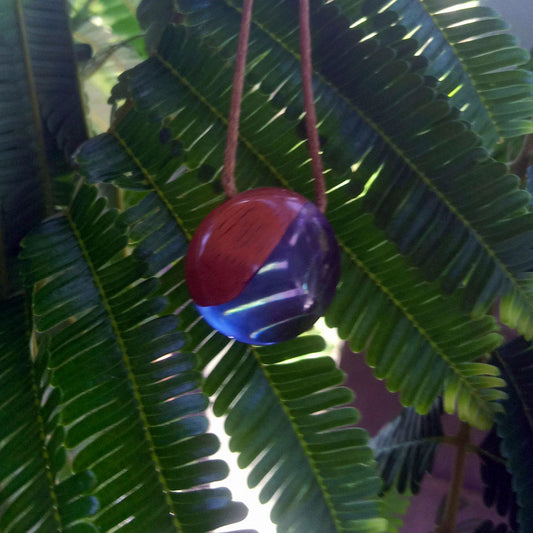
186,188 -> 340,345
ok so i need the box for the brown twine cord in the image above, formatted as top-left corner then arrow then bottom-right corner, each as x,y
221,0 -> 254,199
299,0 -> 327,213
222,0 -> 328,214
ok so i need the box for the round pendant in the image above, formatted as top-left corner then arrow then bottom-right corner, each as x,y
185,188 -> 341,345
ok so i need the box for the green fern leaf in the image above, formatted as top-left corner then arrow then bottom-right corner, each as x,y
75,108 -> 499,530
479,428 -> 519,530
77,124 -> 390,530
166,1 -> 533,333
19,185 -> 249,533
79,103 -> 507,427
123,12 -> 533,331
492,338 -> 533,533
329,232 -> 506,429
19,0 -> 88,158
357,0 -> 533,146
0,296 -> 99,532
379,488 -> 411,533
76,19 -> 509,427
120,193 -> 389,530
370,400 -> 443,494
205,336 -> 388,532
74,111 -> 501,525
0,0 -> 86,295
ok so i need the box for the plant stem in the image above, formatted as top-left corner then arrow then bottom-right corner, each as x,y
437,435 -> 507,466
435,422 -> 471,533
299,0 -> 327,213
221,0 -> 254,199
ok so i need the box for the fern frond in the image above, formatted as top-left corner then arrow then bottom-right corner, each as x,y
370,400 -> 443,494
76,23 -> 508,428
0,0 -> 86,295
20,185 -> 249,533
0,296 -> 98,532
22,0 -> 87,158
121,195 -> 388,530
492,338 -> 533,532
206,336 -> 388,532
479,428 -> 518,530
77,124 -> 390,531
379,488 -> 411,533
357,0 -> 533,146
168,1 -> 533,332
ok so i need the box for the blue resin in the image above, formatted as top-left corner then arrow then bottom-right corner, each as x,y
195,202 -> 340,345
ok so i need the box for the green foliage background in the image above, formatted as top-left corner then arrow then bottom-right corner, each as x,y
1,0 -> 533,532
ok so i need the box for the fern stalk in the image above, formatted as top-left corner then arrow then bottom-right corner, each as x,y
435,422 -> 471,533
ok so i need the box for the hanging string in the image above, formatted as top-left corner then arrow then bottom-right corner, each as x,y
222,0 -> 327,213
299,0 -> 327,213
222,0 -> 254,199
